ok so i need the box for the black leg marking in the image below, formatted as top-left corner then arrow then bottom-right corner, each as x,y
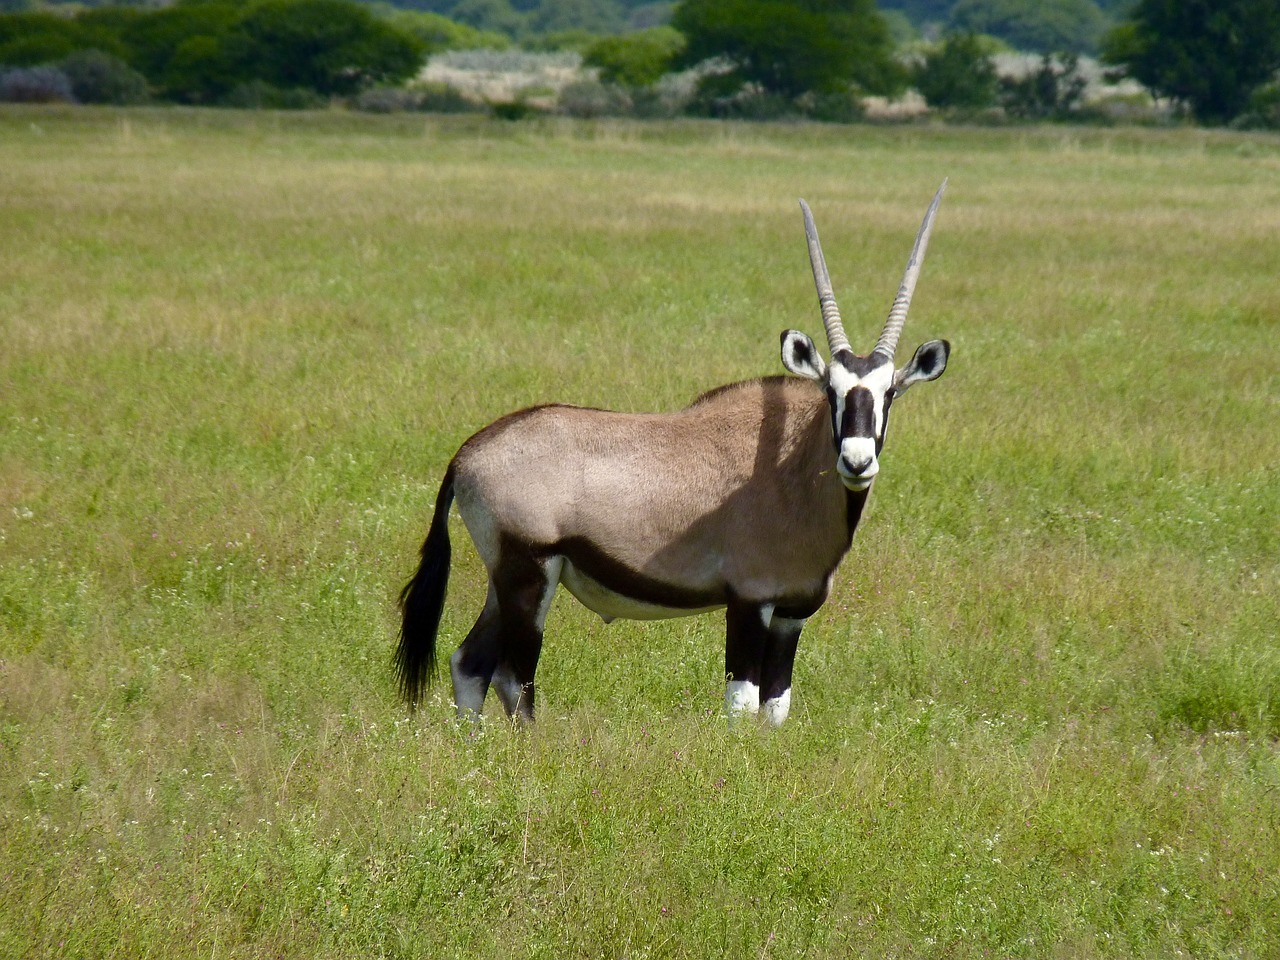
760,614 -> 804,726
491,543 -> 558,722
724,600 -> 772,717
449,542 -> 558,722
449,594 -> 502,718
724,600 -> 805,725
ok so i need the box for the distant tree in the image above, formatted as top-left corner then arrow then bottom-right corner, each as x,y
1,0 -> 426,104
949,0 -> 1108,54
82,2 -> 243,88
528,0 -> 625,35
998,51 -> 1087,118
449,0 -> 527,36
59,48 -> 149,104
672,0 -> 902,99
584,25 -> 683,86
381,9 -> 511,53
163,31 -> 250,102
0,12 -> 86,65
1102,0 -> 1280,124
237,0 -> 425,96
624,2 -> 673,31
913,32 -> 998,109
878,0 -> 951,23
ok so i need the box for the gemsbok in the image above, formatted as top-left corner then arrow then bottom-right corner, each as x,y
397,182 -> 951,725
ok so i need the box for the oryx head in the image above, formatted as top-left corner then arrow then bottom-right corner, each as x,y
781,182 -> 951,492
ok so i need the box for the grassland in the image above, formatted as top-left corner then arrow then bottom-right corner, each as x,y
1,106 -> 1278,958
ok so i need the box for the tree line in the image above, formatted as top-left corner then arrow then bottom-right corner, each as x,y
0,0 -> 426,104
1,0 -> 1278,127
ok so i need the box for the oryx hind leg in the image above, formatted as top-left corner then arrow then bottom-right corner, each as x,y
450,589 -> 501,719
450,547 -> 561,723
490,546 -> 561,723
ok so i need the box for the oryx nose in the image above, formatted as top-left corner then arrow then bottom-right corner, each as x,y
837,437 -> 879,487
841,453 -> 878,478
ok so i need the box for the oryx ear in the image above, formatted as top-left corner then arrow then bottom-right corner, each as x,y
780,329 -> 827,382
892,339 -> 950,397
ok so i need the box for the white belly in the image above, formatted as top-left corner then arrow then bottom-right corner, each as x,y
559,559 -> 723,623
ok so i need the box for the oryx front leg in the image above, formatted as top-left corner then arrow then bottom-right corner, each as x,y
760,612 -> 803,727
724,601 -> 803,726
724,601 -> 770,722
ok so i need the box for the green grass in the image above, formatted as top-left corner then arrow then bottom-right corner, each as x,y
2,106 -> 1279,958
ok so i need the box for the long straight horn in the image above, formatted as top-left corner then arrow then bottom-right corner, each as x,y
799,199 -> 850,356
873,179 -> 948,361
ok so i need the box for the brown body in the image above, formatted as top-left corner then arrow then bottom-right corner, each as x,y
453,377 -> 860,621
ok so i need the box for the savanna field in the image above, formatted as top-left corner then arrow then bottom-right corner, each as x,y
1,107 -> 1278,958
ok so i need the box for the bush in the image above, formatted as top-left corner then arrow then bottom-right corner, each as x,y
998,52 -> 1087,119
415,80 -> 478,113
59,49 -> 149,104
557,78 -> 631,118
1232,82 -> 1280,130
583,26 -> 684,88
799,88 -> 866,123
489,98 -> 543,120
237,0 -> 425,97
673,0 -> 903,99
686,73 -> 796,121
162,31 -> 248,104
352,84 -> 421,113
222,80 -> 326,109
913,33 -> 998,109
382,9 -> 509,55
522,30 -> 600,54
352,83 -> 482,114
0,12 -> 85,66
949,0 -> 1107,55
0,64 -> 74,102
629,74 -> 694,118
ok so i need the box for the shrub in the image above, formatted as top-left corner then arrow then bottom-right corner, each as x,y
162,31 -> 247,104
382,10 -> 510,55
799,88 -> 866,123
913,33 -> 999,109
414,80 -> 478,113
686,73 -> 796,121
490,98 -> 541,120
353,84 -> 420,113
583,26 -> 684,88
59,49 -> 149,104
523,30 -> 600,54
1232,82 -> 1280,130
0,12 -> 85,66
353,83 -> 481,115
0,65 -> 74,103
998,52 -> 1087,119
237,0 -> 425,97
222,79 -> 326,109
557,78 -> 631,118
673,0 -> 903,99
629,75 -> 693,119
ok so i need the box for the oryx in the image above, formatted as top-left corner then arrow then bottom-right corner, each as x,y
397,182 -> 951,725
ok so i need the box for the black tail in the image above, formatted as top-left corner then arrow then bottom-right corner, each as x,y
395,465 -> 455,707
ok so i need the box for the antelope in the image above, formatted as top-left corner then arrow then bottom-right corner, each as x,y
396,182 -> 951,725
